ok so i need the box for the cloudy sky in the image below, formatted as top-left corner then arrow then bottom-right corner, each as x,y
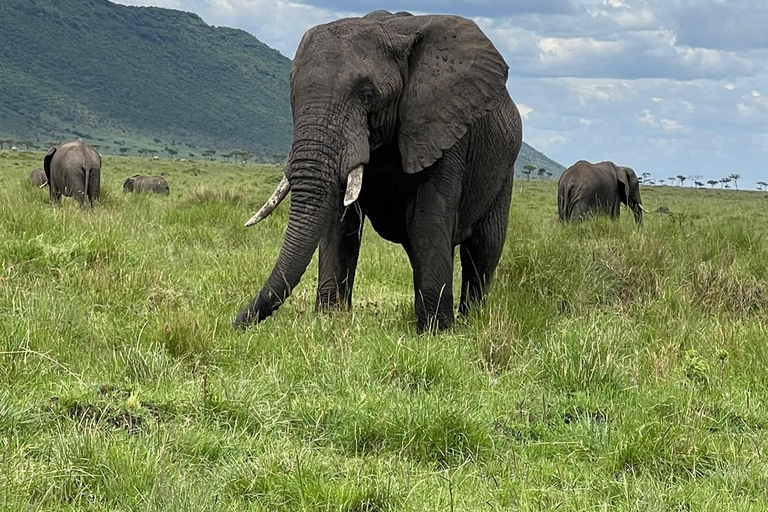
116,0 -> 768,188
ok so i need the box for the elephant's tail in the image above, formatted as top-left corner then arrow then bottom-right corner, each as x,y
83,166 -> 91,206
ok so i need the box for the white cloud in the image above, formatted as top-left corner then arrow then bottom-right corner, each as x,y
516,103 -> 534,120
725,83 -> 736,90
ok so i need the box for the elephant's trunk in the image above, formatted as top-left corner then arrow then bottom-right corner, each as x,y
633,203 -> 644,225
234,140 -> 340,327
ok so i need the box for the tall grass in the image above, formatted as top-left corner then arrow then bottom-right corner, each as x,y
1,150 -> 767,510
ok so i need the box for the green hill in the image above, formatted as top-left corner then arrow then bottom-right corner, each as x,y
0,0 -> 563,171
0,0 -> 292,157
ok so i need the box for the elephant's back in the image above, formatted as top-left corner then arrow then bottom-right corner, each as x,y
55,141 -> 100,169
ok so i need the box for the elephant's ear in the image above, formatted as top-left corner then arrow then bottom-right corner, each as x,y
393,15 -> 509,174
43,146 -> 56,184
123,178 -> 132,192
616,166 -> 631,203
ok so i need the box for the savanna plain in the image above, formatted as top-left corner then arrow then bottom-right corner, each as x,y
1,149 -> 767,511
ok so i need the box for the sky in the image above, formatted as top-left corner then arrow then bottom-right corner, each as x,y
115,0 -> 768,188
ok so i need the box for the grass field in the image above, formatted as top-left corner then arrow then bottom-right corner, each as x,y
1,149 -> 767,511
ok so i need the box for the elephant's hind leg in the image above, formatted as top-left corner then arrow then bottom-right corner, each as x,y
459,183 -> 512,316
315,204 -> 365,312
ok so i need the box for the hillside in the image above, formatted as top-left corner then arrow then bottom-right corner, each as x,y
0,0 -> 564,170
0,0 -> 292,157
515,142 -> 566,178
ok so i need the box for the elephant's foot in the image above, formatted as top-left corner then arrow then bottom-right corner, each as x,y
414,291 -> 455,333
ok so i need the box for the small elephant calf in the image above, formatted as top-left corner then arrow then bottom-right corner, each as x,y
28,168 -> 47,187
123,175 -> 170,195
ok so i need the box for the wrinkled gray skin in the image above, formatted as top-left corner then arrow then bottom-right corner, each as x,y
235,11 -> 522,333
28,168 -> 47,186
123,175 -> 170,195
558,160 -> 643,225
44,141 -> 101,207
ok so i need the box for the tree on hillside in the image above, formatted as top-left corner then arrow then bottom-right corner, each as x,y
522,164 -> 535,181
728,173 -> 740,191
640,172 -> 651,183
758,181 -> 767,191
707,180 -> 718,188
202,149 -> 216,160
689,174 -> 703,185
720,177 -> 731,188
165,147 -> 178,158
119,147 -> 130,155
694,181 -> 704,189
221,152 -> 233,162
230,149 -> 248,163
537,167 -> 547,179
138,148 -> 148,157
677,175 -> 686,187
659,179 -> 665,185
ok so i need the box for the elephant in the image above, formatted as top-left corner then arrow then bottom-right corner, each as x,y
123,175 -> 170,195
234,11 -> 523,333
557,160 -> 645,225
28,168 -> 47,187
44,140 -> 101,207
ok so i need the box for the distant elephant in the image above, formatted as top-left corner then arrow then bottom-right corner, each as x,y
123,175 -> 170,195
28,168 -> 47,187
44,141 -> 101,207
558,160 -> 645,225
235,11 -> 522,333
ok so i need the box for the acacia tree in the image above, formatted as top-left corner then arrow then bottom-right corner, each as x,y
119,147 -> 130,155
729,173 -> 741,191
659,179 -> 666,185
707,180 -> 718,188
758,181 -> 767,191
694,181 -> 704,189
537,167 -> 547,179
138,148 -> 148,157
677,175 -> 686,187
522,164 -> 535,181
720,177 -> 731,188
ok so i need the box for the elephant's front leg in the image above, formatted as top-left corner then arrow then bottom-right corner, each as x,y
315,203 -> 365,311
405,180 -> 459,333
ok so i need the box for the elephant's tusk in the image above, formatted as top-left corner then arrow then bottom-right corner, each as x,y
244,176 -> 290,227
343,165 -> 364,207
639,204 -> 650,213
39,182 -> 48,189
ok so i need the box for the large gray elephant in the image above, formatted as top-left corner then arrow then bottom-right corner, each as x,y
235,11 -> 522,333
44,140 -> 101,207
28,168 -> 47,187
123,175 -> 170,195
558,160 -> 645,225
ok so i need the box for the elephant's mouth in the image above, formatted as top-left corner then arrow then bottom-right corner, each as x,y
245,163 -> 366,227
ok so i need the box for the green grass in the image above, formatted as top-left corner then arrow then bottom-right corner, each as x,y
1,149 -> 768,510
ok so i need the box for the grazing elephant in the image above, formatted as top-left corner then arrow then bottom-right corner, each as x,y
28,168 -> 47,187
123,175 -> 170,195
44,141 -> 101,207
235,11 -> 522,333
558,160 -> 645,225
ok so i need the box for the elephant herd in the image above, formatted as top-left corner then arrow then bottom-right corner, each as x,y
23,11 -> 647,334
28,140 -> 170,206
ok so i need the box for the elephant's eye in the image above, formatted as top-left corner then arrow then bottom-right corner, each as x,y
358,82 -> 375,107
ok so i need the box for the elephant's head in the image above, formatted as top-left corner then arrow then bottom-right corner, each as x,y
235,11 -> 509,327
123,176 -> 138,193
616,166 -> 644,225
